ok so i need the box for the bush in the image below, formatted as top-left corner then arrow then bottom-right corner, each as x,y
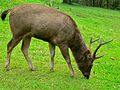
48,0 -> 63,7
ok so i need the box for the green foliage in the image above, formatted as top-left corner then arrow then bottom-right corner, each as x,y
0,0 -> 120,90
71,0 -> 120,10
0,0 -> 26,10
53,0 -> 63,4
48,0 -> 63,7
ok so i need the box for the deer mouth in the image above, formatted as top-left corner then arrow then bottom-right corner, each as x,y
83,72 -> 90,79
84,75 -> 90,79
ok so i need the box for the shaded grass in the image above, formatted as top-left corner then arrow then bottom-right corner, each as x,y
0,0 -> 120,90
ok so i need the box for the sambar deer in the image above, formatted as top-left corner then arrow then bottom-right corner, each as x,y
1,4 -> 112,79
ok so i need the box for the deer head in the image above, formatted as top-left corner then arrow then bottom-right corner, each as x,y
78,37 -> 113,79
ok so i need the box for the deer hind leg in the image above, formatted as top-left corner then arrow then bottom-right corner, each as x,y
6,36 -> 22,71
59,44 -> 74,77
49,43 -> 55,71
21,35 -> 34,71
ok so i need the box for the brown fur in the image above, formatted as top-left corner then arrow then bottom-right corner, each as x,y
1,4 -> 95,79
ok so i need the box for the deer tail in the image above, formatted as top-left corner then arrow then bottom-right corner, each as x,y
1,9 -> 12,21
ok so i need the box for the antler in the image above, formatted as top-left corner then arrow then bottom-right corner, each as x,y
89,37 -> 99,50
93,37 -> 113,59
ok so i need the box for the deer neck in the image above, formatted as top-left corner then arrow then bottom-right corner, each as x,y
70,31 -> 88,63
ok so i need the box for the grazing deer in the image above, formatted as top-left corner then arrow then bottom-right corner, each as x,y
1,4 -> 112,79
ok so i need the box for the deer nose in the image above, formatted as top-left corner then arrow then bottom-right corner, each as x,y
84,75 -> 89,79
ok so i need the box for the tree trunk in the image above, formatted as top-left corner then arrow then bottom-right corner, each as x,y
99,0 -> 103,7
78,0 -> 80,3
92,0 -> 95,6
63,0 -> 68,3
69,0 -> 72,4
107,0 -> 109,8
63,0 -> 72,4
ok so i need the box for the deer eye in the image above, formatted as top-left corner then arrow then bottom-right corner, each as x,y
87,54 -> 92,59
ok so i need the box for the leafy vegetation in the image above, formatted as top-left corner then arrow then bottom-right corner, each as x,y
0,0 -> 120,90
64,0 -> 120,10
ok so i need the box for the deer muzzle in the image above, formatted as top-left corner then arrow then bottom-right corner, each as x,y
83,73 -> 90,79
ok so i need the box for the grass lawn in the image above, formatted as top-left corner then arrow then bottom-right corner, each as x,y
0,0 -> 120,90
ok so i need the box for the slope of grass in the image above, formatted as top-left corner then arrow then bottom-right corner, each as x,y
0,1 -> 120,90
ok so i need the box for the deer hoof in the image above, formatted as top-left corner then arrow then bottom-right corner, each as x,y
70,72 -> 74,78
50,69 -> 54,72
70,75 -> 74,78
30,67 -> 35,71
70,74 -> 74,78
6,67 -> 10,71
50,70 -> 54,72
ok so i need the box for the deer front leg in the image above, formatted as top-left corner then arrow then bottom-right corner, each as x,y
59,44 -> 74,77
49,43 -> 55,72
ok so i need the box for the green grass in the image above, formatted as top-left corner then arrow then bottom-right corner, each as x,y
0,0 -> 120,90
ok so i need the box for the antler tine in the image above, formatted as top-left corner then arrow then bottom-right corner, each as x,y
93,37 -> 113,59
90,37 -> 99,44
89,37 -> 99,50
94,55 -> 104,59
89,37 -> 92,49
100,39 -> 113,45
